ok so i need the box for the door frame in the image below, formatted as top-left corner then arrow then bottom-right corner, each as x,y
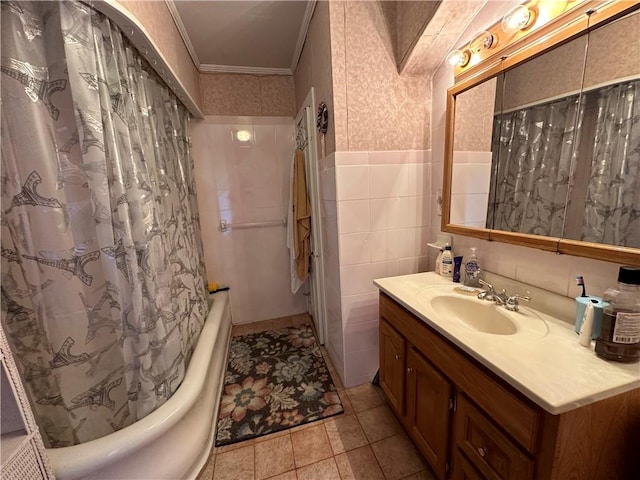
295,88 -> 327,345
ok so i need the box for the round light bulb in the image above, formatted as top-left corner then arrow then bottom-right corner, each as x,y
236,130 -> 251,142
446,49 -> 470,68
501,5 -> 533,33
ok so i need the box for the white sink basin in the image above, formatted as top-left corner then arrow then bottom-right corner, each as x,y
415,287 -> 549,339
430,295 -> 517,335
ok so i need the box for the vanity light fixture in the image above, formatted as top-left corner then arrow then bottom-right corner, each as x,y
470,30 -> 496,53
446,49 -> 470,68
501,5 -> 535,33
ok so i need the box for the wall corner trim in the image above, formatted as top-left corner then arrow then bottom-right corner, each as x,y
164,0 -> 201,70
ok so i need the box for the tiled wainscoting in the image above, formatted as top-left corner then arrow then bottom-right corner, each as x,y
319,150 -> 434,389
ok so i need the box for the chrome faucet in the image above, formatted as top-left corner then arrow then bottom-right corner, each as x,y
504,293 -> 531,312
477,279 -> 505,303
478,279 -> 531,311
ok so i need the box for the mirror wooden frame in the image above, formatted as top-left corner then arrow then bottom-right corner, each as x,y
442,0 -> 640,266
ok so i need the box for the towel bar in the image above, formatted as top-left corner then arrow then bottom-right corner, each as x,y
218,218 -> 286,232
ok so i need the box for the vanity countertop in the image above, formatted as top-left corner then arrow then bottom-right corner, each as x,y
374,272 -> 640,415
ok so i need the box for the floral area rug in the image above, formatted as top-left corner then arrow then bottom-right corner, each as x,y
215,324 -> 344,446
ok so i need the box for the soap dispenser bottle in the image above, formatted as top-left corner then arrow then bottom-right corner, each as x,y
464,247 -> 481,287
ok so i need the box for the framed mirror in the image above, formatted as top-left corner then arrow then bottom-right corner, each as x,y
562,10 -> 640,248
443,0 -> 640,264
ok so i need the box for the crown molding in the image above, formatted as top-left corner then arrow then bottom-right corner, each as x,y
199,64 -> 293,75
291,0 -> 316,72
164,0 -> 200,69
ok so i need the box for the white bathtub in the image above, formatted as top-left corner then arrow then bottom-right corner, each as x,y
46,291 -> 232,480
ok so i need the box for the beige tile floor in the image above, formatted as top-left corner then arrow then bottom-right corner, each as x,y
197,315 -> 437,480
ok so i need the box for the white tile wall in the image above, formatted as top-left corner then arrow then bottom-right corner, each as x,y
448,236 -> 622,299
191,116 -> 307,324
341,292 -> 379,325
338,200 -> 371,234
336,166 -> 370,200
333,150 -> 432,387
450,193 -> 489,225
339,232 -> 371,265
369,165 -> 407,198
451,161 -> 492,195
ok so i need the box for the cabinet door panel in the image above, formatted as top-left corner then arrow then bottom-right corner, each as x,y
452,450 -> 486,480
455,394 -> 533,480
406,346 -> 453,479
379,319 -> 406,415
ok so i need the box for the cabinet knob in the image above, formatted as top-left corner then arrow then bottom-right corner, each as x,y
477,447 -> 488,458
407,367 -> 413,373
394,354 -> 400,360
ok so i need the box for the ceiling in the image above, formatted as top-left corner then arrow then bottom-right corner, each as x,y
168,0 -> 315,75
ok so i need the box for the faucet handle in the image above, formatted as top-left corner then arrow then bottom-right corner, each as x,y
505,293 -> 531,311
477,279 -> 495,300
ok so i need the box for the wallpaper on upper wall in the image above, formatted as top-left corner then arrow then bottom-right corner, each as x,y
199,73 -> 295,116
294,0 -> 338,157
333,0 -> 431,152
115,0 -> 201,108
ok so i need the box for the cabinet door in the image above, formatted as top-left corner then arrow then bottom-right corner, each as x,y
454,394 -> 533,480
406,346 -> 453,480
379,319 -> 406,415
452,450 -> 485,480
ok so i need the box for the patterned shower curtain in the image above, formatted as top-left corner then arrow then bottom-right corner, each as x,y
580,79 -> 640,248
487,95 -> 581,236
1,1 -> 208,447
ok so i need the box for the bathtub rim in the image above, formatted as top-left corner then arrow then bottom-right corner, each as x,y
46,291 -> 229,479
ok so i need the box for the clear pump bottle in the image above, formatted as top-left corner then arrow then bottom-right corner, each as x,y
464,247 -> 481,287
595,266 -> 640,363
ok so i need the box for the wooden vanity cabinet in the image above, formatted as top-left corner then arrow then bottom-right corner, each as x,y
378,292 -> 640,480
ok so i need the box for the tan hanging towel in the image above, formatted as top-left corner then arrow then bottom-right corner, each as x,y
292,149 -> 311,282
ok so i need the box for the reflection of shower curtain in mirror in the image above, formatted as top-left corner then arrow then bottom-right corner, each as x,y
1,1 -> 208,446
488,79 -> 640,247
580,80 -> 640,248
487,96 -> 579,236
